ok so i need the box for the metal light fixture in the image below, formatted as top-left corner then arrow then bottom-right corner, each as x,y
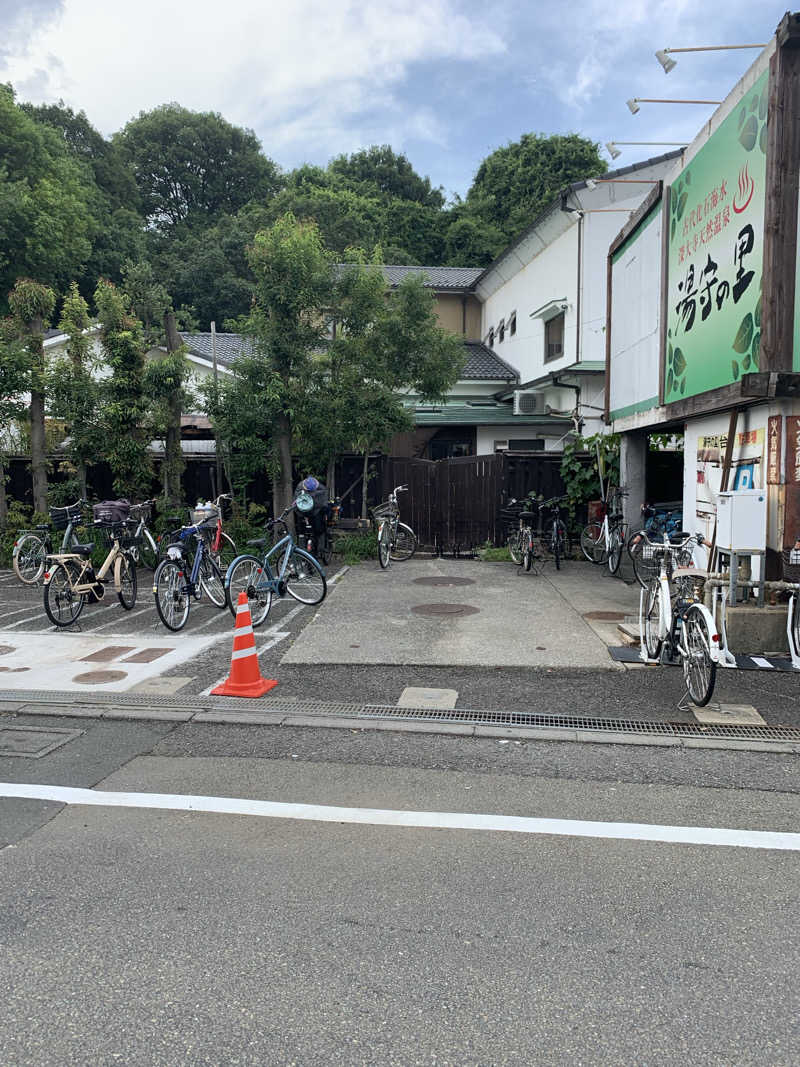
655,49 -> 677,73
605,141 -> 685,160
655,43 -> 767,74
628,97 -> 722,112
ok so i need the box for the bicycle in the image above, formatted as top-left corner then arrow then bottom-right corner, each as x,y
372,485 -> 417,570
627,503 -> 683,588
151,518 -> 228,631
640,532 -> 723,706
125,499 -> 159,570
223,504 -> 327,627
12,499 -> 87,584
579,488 -> 627,574
539,496 -> 569,570
42,519 -> 137,628
294,494 -> 340,567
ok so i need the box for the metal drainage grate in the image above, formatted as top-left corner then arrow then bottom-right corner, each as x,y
413,577 -> 476,587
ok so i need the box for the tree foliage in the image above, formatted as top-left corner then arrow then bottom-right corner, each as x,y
464,132 -> 607,244
115,103 -> 282,231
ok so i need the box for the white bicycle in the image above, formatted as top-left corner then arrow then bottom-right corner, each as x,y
640,532 -> 724,706
372,485 -> 417,570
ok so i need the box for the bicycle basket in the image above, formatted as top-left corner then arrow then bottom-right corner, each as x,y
49,503 -> 83,530
191,505 -> 219,525
129,501 -> 152,522
93,499 -> 130,525
371,501 -> 398,520
782,548 -> 800,583
94,520 -> 132,548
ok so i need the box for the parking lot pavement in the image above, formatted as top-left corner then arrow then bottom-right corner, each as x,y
281,558 -> 637,668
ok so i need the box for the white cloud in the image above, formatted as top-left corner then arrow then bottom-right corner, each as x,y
0,0 -> 505,161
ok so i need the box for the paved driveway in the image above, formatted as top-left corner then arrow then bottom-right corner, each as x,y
282,558 -> 638,669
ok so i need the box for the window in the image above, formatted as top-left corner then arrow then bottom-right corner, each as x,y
509,312 -> 516,336
498,319 -> 505,343
488,328 -> 495,347
508,439 -> 545,451
544,311 -> 564,362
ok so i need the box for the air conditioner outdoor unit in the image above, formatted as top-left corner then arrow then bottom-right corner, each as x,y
494,440 -> 509,452
513,391 -> 544,415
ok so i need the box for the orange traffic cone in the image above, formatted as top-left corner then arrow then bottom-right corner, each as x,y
211,591 -> 278,698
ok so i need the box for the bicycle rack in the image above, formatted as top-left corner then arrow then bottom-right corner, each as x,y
787,591 -> 800,670
711,586 -> 738,669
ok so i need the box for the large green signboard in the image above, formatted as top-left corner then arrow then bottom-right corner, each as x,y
665,70 -> 768,403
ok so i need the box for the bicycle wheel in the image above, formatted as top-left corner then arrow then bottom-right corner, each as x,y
378,522 -> 391,569
507,531 -> 522,565
580,523 -> 606,565
211,531 -> 237,572
226,554 -> 272,626
607,529 -> 623,575
43,562 -> 85,627
316,530 -> 333,567
138,528 -> 159,570
117,553 -> 137,610
285,548 -> 327,605
682,605 -> 717,707
523,539 -> 532,571
550,524 -> 561,571
153,559 -> 190,631
629,535 -> 654,589
13,533 -> 47,584
556,521 -> 569,566
643,580 -> 663,661
390,522 -> 416,562
199,555 -> 226,608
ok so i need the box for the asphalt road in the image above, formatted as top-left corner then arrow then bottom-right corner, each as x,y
2,710 -> 800,1065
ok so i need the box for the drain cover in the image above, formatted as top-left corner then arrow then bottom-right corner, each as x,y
583,611 -> 626,621
411,603 -> 480,618
72,670 -> 128,685
0,725 -> 83,758
413,577 -> 476,587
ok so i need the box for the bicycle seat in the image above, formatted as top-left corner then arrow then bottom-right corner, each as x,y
519,510 -> 536,520
247,538 -> 267,548
669,531 -> 691,543
71,543 -> 95,557
673,566 -> 707,579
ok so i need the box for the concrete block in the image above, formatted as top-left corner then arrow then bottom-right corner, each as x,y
721,605 -> 790,655
693,703 -> 766,726
397,687 -> 458,709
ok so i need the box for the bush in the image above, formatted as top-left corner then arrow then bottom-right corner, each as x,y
0,499 -> 33,567
334,530 -> 377,564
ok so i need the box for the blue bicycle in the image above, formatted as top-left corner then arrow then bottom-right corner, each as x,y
224,506 -> 327,627
152,520 -> 227,631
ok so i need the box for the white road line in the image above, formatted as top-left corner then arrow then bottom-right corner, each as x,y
751,656 -> 773,669
0,573 -> 20,583
3,782 -> 800,852
92,604 -> 153,632
0,607 -> 37,623
188,608 -> 233,633
4,610 -> 50,630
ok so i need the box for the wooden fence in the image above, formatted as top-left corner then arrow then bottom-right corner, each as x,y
383,452 -> 568,551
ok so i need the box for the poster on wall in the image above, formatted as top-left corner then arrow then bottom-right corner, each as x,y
665,70 -> 768,403
695,427 -> 765,538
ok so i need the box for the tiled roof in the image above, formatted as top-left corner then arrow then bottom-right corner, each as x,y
380,265 -> 484,290
410,403 -> 570,427
180,332 -> 253,366
462,341 -> 518,382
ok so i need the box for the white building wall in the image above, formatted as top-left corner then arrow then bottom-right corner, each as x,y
476,425 -> 572,455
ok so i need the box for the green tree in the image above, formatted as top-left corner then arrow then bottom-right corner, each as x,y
0,84 -> 97,312
7,278 -> 56,513
94,280 -> 152,497
465,132 -> 607,244
115,103 -> 282,231
328,145 -> 445,208
48,283 -> 103,498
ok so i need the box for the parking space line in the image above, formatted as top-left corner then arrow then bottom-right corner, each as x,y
4,782 -> 800,852
92,605 -> 154,632
4,610 -> 51,630
198,632 -> 290,695
0,607 -> 37,623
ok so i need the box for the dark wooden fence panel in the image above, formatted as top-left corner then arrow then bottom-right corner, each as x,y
383,452 -> 569,550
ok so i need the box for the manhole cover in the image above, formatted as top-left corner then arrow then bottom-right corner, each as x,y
413,577 -> 476,587
72,670 -> 128,685
0,645 -> 15,656
583,611 -> 626,621
0,725 -> 83,759
411,603 -> 480,618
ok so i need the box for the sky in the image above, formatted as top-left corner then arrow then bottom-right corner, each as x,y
0,0 -> 785,201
